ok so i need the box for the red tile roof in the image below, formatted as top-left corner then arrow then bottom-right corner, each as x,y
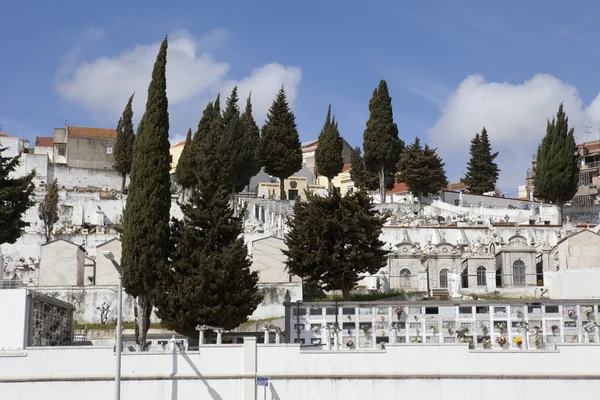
447,182 -> 468,191
68,126 -> 116,139
341,163 -> 351,173
387,182 -> 409,194
0,132 -> 15,138
172,140 -> 186,147
301,140 -> 318,149
35,136 -> 54,147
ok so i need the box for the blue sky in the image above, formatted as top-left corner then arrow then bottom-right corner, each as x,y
3,0 -> 600,195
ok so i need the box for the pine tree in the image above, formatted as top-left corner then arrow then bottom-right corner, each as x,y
155,127 -> 263,337
113,93 -> 135,193
121,36 -> 172,350
239,93 -> 262,190
462,127 -> 500,194
261,87 -> 302,199
315,105 -> 343,190
534,103 -> 579,211
0,146 -> 35,245
38,178 -> 59,243
363,80 -> 404,203
349,147 -> 394,192
175,128 -> 195,190
397,137 -> 448,198
284,191 -> 388,300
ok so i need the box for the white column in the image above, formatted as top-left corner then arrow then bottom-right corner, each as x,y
242,337 -> 257,400
216,330 -> 223,345
263,329 -> 269,345
372,331 -> 377,349
198,329 -> 205,346
486,271 -> 496,291
326,327 -> 332,350
391,328 -> 398,344
275,331 -> 281,344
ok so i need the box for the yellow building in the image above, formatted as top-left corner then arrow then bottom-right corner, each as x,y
169,140 -> 186,174
316,163 -> 355,194
257,176 -> 327,200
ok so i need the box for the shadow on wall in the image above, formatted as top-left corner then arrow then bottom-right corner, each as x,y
270,383 -> 282,400
171,349 -> 223,400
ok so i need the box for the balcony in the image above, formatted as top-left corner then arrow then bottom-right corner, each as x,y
581,161 -> 600,170
575,185 -> 599,197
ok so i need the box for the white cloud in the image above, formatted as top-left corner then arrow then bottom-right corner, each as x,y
221,63 -> 302,124
427,74 -> 600,191
56,29 -> 302,136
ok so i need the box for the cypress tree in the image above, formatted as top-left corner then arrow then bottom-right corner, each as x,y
315,104 -> 343,190
284,191 -> 388,300
462,127 -> 500,194
533,103 -> 579,211
349,147 -> 394,192
175,128 -> 195,190
261,87 -> 302,200
113,93 -> 135,193
397,137 -> 448,198
38,178 -> 59,243
239,93 -> 262,190
0,145 -> 35,245
363,80 -> 403,203
155,123 -> 263,337
121,36 -> 172,349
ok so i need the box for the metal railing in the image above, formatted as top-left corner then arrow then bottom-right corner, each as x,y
581,160 -> 600,170
0,280 -> 25,289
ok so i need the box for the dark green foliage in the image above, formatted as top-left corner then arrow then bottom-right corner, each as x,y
175,128 -> 195,189
315,104 -> 343,187
283,191 -> 388,300
349,147 -> 394,192
533,103 -> 579,206
113,93 -> 136,192
362,80 -> 404,203
302,278 -> 326,301
155,136 -> 263,337
0,146 -> 35,245
121,36 -> 172,348
38,178 -> 59,243
261,87 -> 302,199
461,127 -> 500,194
239,93 -> 262,189
397,137 -> 448,198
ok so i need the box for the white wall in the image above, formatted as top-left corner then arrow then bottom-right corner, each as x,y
545,269 -> 600,299
251,283 -> 302,320
0,135 -> 21,158
3,342 -> 600,399
39,241 -> 83,286
49,164 -> 128,191
0,289 -> 27,350
95,239 -> 121,286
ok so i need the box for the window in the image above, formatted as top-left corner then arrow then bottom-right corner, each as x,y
399,268 -> 412,288
169,154 -> 173,163
56,144 -> 66,156
513,260 -> 526,286
477,266 -> 487,286
105,146 -> 113,154
439,268 -> 449,288
347,186 -> 354,194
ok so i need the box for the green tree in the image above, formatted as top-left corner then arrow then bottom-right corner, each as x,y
175,128 -> 195,191
363,80 -> 403,203
113,93 -> 136,193
462,127 -> 500,194
349,147 -> 394,192
315,104 -> 343,190
534,103 -> 579,213
38,178 -> 59,243
155,127 -> 263,337
397,137 -> 448,198
238,93 -> 262,191
0,146 -> 35,245
283,191 -> 388,300
121,36 -> 172,349
261,87 -> 302,199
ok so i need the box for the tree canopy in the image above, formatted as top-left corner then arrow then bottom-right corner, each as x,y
533,103 -> 579,206
113,93 -> 135,193
283,191 -> 388,300
175,128 -> 195,190
38,178 -> 59,243
349,147 -> 394,192
461,127 -> 500,194
397,137 -> 448,198
362,80 -> 403,203
315,105 -> 343,188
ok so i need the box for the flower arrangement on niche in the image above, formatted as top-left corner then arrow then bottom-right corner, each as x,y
380,315 -> 385,322
312,325 -> 321,333
395,307 -> 404,320
531,325 -> 542,349
481,324 -> 488,335
496,336 -> 507,346
482,338 -> 491,348
567,308 -> 575,318
466,338 -> 474,349
361,325 -> 371,336
551,324 -> 559,334
429,324 -> 436,332
380,342 -> 386,350
513,336 -> 523,348
346,339 -> 355,349
516,310 -> 523,319
495,322 -> 506,333
411,337 -> 422,343
584,308 -> 592,320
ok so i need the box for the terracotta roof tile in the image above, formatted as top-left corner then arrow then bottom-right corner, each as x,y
35,136 -> 54,147
301,140 -> 318,149
341,163 -> 352,173
68,126 -> 116,139
387,182 -> 408,194
172,140 -> 186,147
0,132 -> 15,138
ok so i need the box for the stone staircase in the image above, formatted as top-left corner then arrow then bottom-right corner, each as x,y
431,288 -> 450,300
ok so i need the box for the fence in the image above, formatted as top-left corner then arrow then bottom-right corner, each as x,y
0,280 -> 24,289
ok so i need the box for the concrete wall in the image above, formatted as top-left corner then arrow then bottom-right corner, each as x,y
49,164 -> 128,191
0,289 -> 27,350
95,239 -> 122,286
545,269 -> 600,299
0,135 -> 22,158
564,204 -> 600,225
66,136 -> 116,170
251,282 -> 302,320
442,190 -> 541,210
38,241 -> 84,286
250,237 -> 300,284
33,145 -> 53,162
3,342 -> 600,399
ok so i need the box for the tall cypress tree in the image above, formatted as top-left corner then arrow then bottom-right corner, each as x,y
113,93 -> 135,193
38,178 -> 59,243
534,103 -> 579,211
397,137 -> 448,198
175,128 -> 195,191
261,87 -> 302,200
363,80 -> 403,203
121,36 -> 172,349
0,145 -> 35,245
155,113 -> 263,337
462,127 -> 500,194
239,93 -> 262,190
315,104 -> 343,190
349,147 -> 394,192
